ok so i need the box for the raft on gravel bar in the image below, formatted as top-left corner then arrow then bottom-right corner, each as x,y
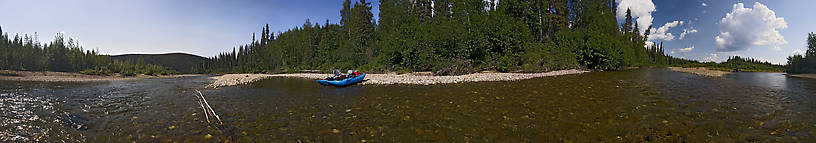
318,70 -> 366,87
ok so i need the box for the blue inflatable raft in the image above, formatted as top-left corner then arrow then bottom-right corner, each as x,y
317,73 -> 366,86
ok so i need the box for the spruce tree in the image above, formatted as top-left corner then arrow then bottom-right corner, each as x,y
807,32 -> 816,58
643,25 -> 652,41
623,8 -> 633,32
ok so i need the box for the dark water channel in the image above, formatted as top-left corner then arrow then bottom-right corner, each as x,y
1,68 -> 815,142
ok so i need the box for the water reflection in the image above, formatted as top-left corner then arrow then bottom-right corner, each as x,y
726,72 -> 787,90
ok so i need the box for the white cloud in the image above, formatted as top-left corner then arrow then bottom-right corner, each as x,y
702,2 -> 708,7
793,49 -> 806,55
715,2 -> 788,52
678,28 -> 698,40
670,50 -> 676,54
773,46 -> 782,51
703,53 -> 719,62
649,21 -> 683,41
679,46 -> 694,53
617,0 -> 656,35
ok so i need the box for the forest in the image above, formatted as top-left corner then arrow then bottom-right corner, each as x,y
197,0 -> 682,75
0,26 -> 176,76
786,32 -> 816,74
713,56 -> 784,72
1,0 -> 793,75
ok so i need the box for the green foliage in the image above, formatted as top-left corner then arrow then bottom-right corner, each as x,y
787,32 -> 816,74
79,69 -> 111,76
199,0 -> 686,75
0,25 -> 177,75
111,53 -> 207,73
0,70 -> 19,76
717,56 -> 784,72
122,71 -> 136,77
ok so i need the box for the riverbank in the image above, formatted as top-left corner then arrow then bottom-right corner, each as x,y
207,69 -> 589,88
0,70 -> 202,82
667,67 -> 731,77
788,74 -> 816,79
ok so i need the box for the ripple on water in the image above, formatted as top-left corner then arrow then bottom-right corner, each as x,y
0,88 -> 87,142
1,92 -> 49,141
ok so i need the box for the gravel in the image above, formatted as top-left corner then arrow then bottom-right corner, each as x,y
667,67 -> 731,77
788,74 -> 816,79
207,69 -> 589,88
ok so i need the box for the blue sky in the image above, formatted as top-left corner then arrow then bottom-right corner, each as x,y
624,0 -> 816,64
1,0 -> 813,64
0,0 -> 379,57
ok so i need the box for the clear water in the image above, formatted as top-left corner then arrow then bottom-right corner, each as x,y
1,68 -> 815,142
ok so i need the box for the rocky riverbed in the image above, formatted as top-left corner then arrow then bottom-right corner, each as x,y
207,69 -> 589,88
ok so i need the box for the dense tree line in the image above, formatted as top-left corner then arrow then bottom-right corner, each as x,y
199,0 -> 682,75
714,56 -> 784,72
787,32 -> 816,74
0,25 -> 176,76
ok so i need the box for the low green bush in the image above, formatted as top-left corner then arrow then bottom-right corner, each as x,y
80,69 -> 111,76
0,70 -> 20,76
122,71 -> 136,77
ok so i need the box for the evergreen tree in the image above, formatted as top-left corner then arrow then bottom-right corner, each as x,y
623,8 -> 633,32
195,0 -> 715,74
808,32 -> 816,57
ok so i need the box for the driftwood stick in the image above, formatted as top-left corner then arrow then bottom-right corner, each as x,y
196,89 -> 223,125
195,90 -> 211,123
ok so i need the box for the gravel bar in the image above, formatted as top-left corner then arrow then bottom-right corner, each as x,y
207,69 -> 589,88
667,67 -> 731,77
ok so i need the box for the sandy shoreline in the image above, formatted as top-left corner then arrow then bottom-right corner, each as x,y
207,69 -> 589,88
0,70 -> 203,82
667,67 -> 731,77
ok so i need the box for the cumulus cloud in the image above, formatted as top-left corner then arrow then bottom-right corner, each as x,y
702,2 -> 708,7
793,49 -> 805,55
649,21 -> 683,41
678,28 -> 697,40
715,2 -> 788,52
617,0 -> 656,35
679,46 -> 694,53
703,53 -> 719,62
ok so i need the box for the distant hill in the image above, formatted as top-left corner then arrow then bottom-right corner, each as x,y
110,53 -> 208,73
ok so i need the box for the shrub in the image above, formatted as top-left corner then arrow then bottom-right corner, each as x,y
122,71 -> 136,77
79,69 -> 111,76
0,70 -> 20,76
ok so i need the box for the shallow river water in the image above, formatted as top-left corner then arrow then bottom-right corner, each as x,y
1,68 -> 815,142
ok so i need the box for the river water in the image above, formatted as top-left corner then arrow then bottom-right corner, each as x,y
1,68 -> 815,142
